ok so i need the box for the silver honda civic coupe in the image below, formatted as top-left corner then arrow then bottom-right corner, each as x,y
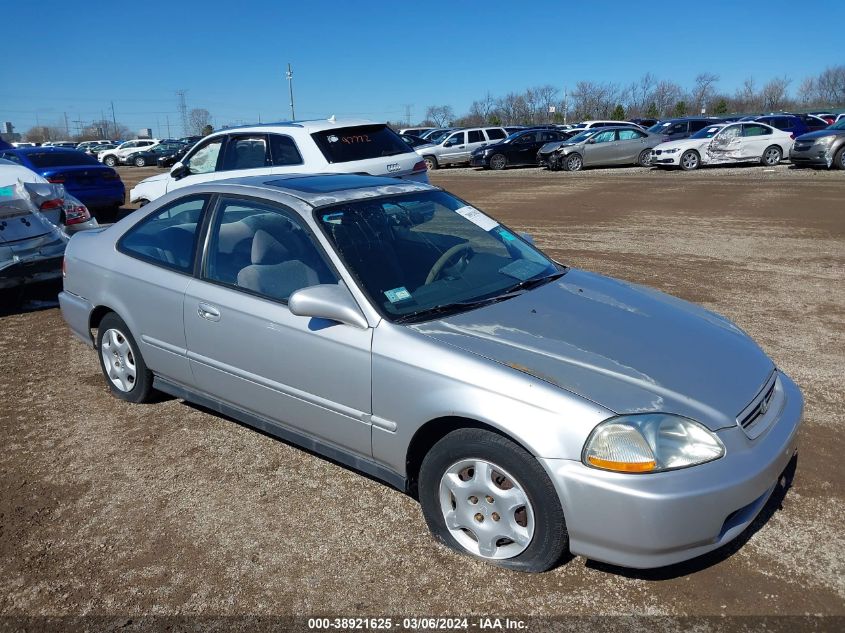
59,174 -> 802,572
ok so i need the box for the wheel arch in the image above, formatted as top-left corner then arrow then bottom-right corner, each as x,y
405,415 -> 536,498
89,304 -> 118,344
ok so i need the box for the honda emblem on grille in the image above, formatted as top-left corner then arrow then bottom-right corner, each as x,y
759,391 -> 772,415
386,163 -> 400,173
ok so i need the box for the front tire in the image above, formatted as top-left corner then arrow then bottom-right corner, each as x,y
419,428 -> 568,572
134,156 -> 146,167
103,155 -> 117,167
423,155 -> 438,171
680,150 -> 700,171
489,154 -> 507,171
834,147 -> 845,170
96,313 -> 154,403
562,153 -> 583,172
762,145 -> 782,166
637,149 -> 652,166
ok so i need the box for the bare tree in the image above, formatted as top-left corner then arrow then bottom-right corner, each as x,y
495,93 -> 529,125
734,77 -> 759,112
760,76 -> 791,111
814,66 -> 845,105
570,81 -> 620,120
424,105 -> 454,127
690,72 -> 720,113
797,76 -> 816,105
531,84 -> 560,123
651,80 -> 683,117
188,108 -> 212,136
627,73 -> 657,117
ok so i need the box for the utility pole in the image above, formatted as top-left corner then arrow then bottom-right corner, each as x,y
563,87 -> 568,125
111,101 -> 118,138
64,112 -> 70,137
285,63 -> 296,121
166,115 -> 171,138
402,104 -> 412,127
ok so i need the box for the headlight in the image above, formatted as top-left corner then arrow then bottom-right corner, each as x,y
663,148 -> 680,154
814,136 -> 836,147
582,414 -> 725,474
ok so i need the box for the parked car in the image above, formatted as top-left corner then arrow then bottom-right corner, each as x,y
628,117 -> 658,128
42,141 -> 78,148
651,122 -> 792,171
59,173 -> 803,572
157,144 -> 191,168
99,139 -> 160,167
420,127 -> 458,142
547,126 -> 661,171
568,120 -> 645,132
122,142 -> 187,167
399,134 -> 435,149
536,129 -> 593,166
647,117 -> 721,142
789,118 -> 845,169
77,140 -> 113,153
11,142 -> 38,148
399,127 -> 435,137
84,143 -> 117,157
753,114 -> 830,138
416,127 -> 509,170
809,112 -> 836,125
0,147 -> 125,212
1,162 -> 98,293
129,118 -> 428,205
470,128 -> 570,170
178,136 -> 203,145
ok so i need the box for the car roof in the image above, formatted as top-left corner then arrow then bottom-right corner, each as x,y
217,117 -> 383,134
197,173 -> 435,207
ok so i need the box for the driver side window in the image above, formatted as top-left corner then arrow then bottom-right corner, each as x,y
186,137 -> 224,175
593,130 -> 615,143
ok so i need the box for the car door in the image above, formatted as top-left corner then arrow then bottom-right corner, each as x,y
741,123 -> 774,159
113,195 -> 211,385
582,129 -> 618,165
616,128 -> 648,163
706,124 -> 743,162
463,129 -> 487,160
182,195 -> 373,457
167,135 -> 225,193
506,131 -> 537,164
440,131 -> 466,164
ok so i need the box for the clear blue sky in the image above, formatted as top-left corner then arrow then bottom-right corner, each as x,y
1,0 -> 843,136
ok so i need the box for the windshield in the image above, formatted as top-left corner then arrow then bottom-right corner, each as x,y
428,130 -> 453,144
317,190 -> 561,322
647,122 -> 672,133
689,125 -> 725,139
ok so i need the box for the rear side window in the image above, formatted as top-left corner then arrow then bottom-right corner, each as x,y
118,196 -> 209,273
269,134 -> 303,166
26,152 -> 100,167
743,124 -> 772,137
311,124 -> 412,163
618,129 -> 644,140
221,135 -> 269,171
669,122 -> 688,134
467,130 -> 484,143
485,128 -> 506,140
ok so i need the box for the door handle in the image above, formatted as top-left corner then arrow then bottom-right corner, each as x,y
197,302 -> 221,322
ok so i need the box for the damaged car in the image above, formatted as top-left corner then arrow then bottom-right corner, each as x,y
789,118 -> 845,170
651,122 -> 793,171
546,127 -> 660,171
1,172 -> 98,294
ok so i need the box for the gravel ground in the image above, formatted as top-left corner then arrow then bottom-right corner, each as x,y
1,164 -> 843,630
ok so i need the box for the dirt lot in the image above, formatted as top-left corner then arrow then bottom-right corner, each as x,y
1,164 -> 844,627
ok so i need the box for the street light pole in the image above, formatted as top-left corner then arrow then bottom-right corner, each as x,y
285,63 -> 296,121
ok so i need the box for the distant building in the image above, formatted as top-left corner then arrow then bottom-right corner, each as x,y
0,121 -> 21,143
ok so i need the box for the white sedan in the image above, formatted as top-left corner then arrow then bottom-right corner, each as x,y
651,122 -> 793,171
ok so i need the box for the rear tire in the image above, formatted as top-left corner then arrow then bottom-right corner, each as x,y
637,149 -> 652,166
489,154 -> 507,170
762,145 -> 782,166
96,313 -> 154,403
423,155 -> 438,171
680,150 -> 700,171
134,156 -> 146,167
419,428 -> 568,572
103,155 -> 117,167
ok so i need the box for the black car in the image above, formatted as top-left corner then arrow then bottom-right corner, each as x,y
647,117 -> 721,142
629,117 -> 658,128
399,134 -> 434,148
470,128 -> 570,170
157,145 -> 191,168
124,142 -> 186,167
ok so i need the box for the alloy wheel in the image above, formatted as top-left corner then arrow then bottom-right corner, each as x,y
100,328 -> 137,392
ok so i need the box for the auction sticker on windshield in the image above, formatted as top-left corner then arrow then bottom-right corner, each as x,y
455,206 -> 499,231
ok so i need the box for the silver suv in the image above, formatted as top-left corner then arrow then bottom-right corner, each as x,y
416,127 -> 508,169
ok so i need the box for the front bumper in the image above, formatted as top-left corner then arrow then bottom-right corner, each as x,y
790,144 -> 836,167
651,150 -> 682,166
469,155 -> 489,167
540,371 -> 803,569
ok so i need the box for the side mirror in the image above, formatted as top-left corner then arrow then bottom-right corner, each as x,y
587,138 -> 596,144
170,161 -> 187,179
288,283 -> 369,329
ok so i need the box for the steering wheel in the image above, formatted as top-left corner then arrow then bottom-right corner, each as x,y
425,243 -> 474,284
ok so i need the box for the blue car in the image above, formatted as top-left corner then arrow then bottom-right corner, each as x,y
753,114 -> 829,139
0,147 -> 124,213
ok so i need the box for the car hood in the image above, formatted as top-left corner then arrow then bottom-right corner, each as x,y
653,138 -> 705,152
795,129 -> 843,141
137,172 -> 169,186
410,269 -> 773,430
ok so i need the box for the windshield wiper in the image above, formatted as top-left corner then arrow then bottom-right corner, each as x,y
394,271 -> 567,324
